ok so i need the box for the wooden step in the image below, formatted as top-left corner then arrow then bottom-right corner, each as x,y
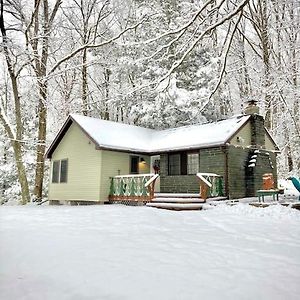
151,197 -> 205,204
154,193 -> 200,199
147,202 -> 203,211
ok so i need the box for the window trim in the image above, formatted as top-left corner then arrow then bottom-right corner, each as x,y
187,152 -> 199,175
59,159 -> 68,183
52,160 -> 60,183
168,153 -> 181,176
130,155 -> 139,174
168,151 -> 199,176
52,159 -> 68,184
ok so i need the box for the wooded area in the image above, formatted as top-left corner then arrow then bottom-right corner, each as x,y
0,0 -> 299,204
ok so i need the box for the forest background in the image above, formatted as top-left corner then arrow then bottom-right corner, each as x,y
0,0 -> 299,204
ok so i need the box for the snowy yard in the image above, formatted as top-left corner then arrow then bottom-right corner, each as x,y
1,204 -> 300,300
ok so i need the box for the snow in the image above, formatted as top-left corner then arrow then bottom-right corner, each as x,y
279,179 -> 300,200
62,114 -> 252,153
146,202 -> 203,209
1,204 -> 300,300
151,197 -> 205,203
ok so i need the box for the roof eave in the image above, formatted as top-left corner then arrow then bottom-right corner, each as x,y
45,116 -> 73,159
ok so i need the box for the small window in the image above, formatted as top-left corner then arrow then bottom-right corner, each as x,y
187,153 -> 199,175
130,156 -> 139,174
169,154 -> 180,175
52,161 -> 60,183
52,159 -> 68,183
60,159 -> 68,183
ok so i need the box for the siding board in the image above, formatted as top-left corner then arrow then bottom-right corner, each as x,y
48,123 -> 101,202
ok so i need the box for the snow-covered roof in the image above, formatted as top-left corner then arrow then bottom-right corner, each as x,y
46,114 -> 252,157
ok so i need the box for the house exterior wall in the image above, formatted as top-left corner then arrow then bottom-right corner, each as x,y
48,123 -> 102,202
99,150 -> 150,201
160,153 -> 199,193
227,146 -> 278,199
159,148 -> 227,194
229,122 -> 252,147
227,146 -> 251,199
265,134 -> 276,151
245,151 -> 278,197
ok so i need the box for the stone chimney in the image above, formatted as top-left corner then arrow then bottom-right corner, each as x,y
244,100 -> 265,148
244,99 -> 259,115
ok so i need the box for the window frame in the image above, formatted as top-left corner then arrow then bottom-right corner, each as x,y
52,160 -> 60,183
51,159 -> 68,184
59,159 -> 68,183
168,151 -> 199,176
130,155 -> 139,174
168,153 -> 181,175
187,152 -> 199,175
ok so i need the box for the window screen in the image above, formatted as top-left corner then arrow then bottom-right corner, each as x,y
60,159 -> 68,183
52,161 -> 60,183
187,153 -> 199,175
168,154 -> 181,175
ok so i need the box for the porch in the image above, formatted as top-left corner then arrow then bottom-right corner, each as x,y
108,173 -> 226,205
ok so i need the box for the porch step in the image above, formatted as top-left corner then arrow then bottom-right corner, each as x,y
151,197 -> 205,204
154,193 -> 200,199
146,202 -> 203,211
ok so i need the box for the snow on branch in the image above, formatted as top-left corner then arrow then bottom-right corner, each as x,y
48,17 -> 149,77
0,101 -> 16,141
154,0 -> 250,89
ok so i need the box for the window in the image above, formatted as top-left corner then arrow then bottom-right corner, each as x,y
52,161 -> 60,183
60,159 -> 68,183
52,159 -> 68,183
168,152 -> 199,175
187,153 -> 199,175
168,154 -> 181,175
130,156 -> 139,174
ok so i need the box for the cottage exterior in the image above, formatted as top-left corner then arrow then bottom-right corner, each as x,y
46,111 -> 278,204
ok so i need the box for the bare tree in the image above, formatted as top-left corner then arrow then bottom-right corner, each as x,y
0,0 -> 30,204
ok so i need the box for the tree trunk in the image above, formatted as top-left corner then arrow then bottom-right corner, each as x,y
103,68 -> 111,120
0,0 -> 30,204
33,81 -> 47,201
82,48 -> 88,116
259,0 -> 272,129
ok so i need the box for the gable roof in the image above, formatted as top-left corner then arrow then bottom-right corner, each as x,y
46,114 -> 257,158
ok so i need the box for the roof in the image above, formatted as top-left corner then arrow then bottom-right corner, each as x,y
46,114 -> 256,158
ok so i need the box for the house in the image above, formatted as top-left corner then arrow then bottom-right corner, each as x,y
46,103 -> 279,204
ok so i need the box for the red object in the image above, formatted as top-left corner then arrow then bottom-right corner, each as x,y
263,173 -> 274,190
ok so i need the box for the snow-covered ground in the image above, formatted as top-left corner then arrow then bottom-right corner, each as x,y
1,204 -> 300,300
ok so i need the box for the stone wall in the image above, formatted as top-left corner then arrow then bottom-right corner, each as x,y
227,146 -> 278,199
159,132 -> 277,198
160,154 -> 199,193
227,146 -> 251,199
250,115 -> 265,147
245,150 -> 278,197
160,148 -> 227,194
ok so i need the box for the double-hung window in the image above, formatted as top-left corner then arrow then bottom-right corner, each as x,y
52,159 -> 68,183
168,152 -> 199,175
187,153 -> 199,175
168,154 -> 181,175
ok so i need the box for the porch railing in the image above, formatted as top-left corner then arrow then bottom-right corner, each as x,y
109,173 -> 159,202
196,173 -> 224,201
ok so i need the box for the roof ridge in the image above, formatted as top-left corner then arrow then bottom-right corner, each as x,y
70,113 -> 158,132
